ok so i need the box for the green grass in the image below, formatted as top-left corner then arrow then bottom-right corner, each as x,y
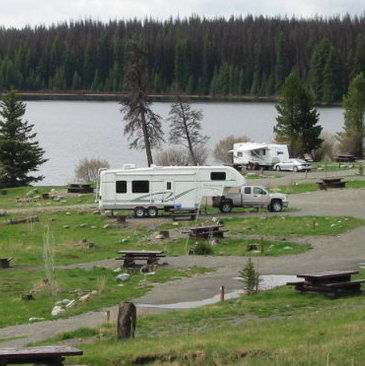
0,186 -> 95,209
42,278 -> 365,366
168,215 -> 364,236
0,266 -> 211,328
162,237 -> 310,256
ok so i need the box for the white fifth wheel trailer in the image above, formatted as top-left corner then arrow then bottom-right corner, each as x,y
231,142 -> 289,169
98,165 -> 245,217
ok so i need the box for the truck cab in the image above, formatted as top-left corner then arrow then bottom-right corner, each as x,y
212,185 -> 288,213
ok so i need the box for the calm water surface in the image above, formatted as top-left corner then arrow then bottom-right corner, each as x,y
24,101 -> 344,185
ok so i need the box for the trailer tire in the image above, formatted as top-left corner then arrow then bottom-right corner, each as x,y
219,201 -> 233,213
147,207 -> 158,217
269,199 -> 283,212
134,207 -> 146,218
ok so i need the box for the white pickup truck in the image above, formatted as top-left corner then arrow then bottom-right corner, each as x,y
212,186 -> 288,213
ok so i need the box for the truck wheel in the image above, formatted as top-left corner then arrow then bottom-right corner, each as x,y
275,165 -> 281,171
270,200 -> 283,212
293,166 -> 298,172
147,207 -> 158,217
134,207 -> 145,218
219,201 -> 232,213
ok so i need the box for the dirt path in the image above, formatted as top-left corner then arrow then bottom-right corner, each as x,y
1,176 -> 365,347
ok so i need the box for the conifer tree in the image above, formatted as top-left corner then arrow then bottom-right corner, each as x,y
168,97 -> 208,165
340,72 -> 365,157
0,89 -> 47,187
121,38 -> 164,167
274,73 -> 322,157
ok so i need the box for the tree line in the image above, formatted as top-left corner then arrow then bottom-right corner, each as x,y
1,15 -> 365,102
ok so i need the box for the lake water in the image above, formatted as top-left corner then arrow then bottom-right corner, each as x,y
24,100 -> 344,186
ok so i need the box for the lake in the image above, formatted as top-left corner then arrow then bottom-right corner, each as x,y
24,100 -> 344,186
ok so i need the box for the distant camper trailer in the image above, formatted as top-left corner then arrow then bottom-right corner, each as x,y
231,142 -> 289,169
98,165 -> 245,217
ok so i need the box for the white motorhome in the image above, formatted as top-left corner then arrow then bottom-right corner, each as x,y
98,165 -> 245,217
231,142 -> 289,169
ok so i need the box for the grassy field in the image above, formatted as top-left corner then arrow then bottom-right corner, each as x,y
1,183 -> 365,364
36,277 -> 365,366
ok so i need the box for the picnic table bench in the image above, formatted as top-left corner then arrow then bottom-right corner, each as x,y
287,270 -> 365,298
182,224 -> 227,239
335,153 -> 355,162
116,250 -> 166,267
169,209 -> 197,221
0,345 -> 82,365
317,177 -> 347,190
67,183 -> 93,194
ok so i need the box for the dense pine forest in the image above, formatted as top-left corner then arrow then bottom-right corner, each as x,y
1,15 -> 365,103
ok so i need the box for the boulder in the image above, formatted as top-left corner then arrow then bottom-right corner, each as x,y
116,273 -> 131,282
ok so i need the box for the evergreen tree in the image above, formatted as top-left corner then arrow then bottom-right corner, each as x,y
274,73 -> 322,157
0,89 -> 47,187
168,97 -> 209,165
340,72 -> 365,157
121,38 -> 164,167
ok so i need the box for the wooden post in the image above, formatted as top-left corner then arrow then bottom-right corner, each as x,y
117,302 -> 136,340
105,310 -> 110,323
220,286 -> 225,302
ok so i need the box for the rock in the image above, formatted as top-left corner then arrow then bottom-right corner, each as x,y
66,299 -> 76,308
113,267 -> 122,273
21,294 -> 34,301
0,210 -> 7,216
103,224 -> 111,229
79,223 -> 89,228
87,242 -> 97,248
79,293 -> 91,302
90,225 -> 97,229
91,290 -> 98,295
26,188 -> 38,197
51,306 -> 65,316
61,299 -> 72,305
29,317 -> 45,322
66,211 -> 71,215
63,225 -> 70,229
116,273 -> 130,282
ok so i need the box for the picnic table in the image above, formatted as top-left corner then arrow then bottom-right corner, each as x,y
169,209 -> 197,221
317,177 -> 347,190
116,250 -> 166,267
0,345 -> 82,365
182,224 -> 227,239
287,270 -> 365,298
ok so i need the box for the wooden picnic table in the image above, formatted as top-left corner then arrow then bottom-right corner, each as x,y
317,177 -> 347,189
169,209 -> 197,221
183,224 -> 227,239
0,345 -> 82,365
116,250 -> 165,267
287,270 -> 365,298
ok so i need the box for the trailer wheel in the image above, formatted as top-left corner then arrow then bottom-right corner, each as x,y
134,207 -> 146,218
147,207 -> 158,217
219,201 -> 233,213
269,200 -> 283,212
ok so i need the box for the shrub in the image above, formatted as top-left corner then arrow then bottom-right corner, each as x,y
238,257 -> 260,295
190,242 -> 214,255
74,158 -> 110,183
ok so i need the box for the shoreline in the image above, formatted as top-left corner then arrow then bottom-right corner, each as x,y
19,91 -> 279,103
9,91 -> 340,106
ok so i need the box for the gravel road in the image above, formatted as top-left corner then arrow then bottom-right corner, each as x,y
1,171 -> 365,347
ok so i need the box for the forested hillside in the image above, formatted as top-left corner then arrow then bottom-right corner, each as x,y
1,15 -> 365,102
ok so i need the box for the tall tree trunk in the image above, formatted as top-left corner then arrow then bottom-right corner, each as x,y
140,111 -> 153,166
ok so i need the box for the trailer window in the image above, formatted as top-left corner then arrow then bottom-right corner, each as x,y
166,182 -> 172,190
210,172 -> 226,180
116,181 -> 127,193
132,180 -> 149,193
